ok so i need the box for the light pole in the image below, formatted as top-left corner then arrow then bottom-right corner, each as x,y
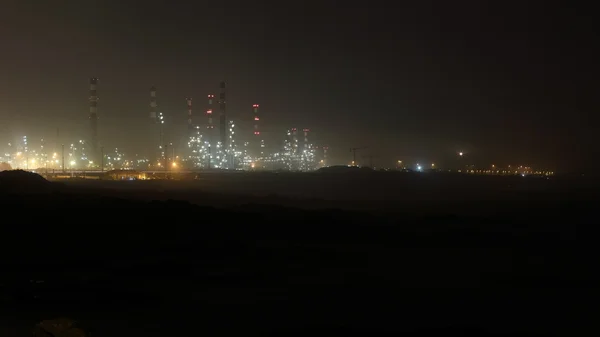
170,142 -> 174,163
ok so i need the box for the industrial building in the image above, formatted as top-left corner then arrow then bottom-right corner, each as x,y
2,78 -> 326,172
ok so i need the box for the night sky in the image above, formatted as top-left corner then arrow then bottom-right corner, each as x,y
0,1 -> 596,171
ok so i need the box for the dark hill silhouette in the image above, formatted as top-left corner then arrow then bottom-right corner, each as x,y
0,170 -> 55,193
0,173 -> 597,337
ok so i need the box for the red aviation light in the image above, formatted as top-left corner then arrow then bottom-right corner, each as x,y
254,117 -> 260,121
303,128 -> 310,132
206,109 -> 212,114
208,94 -> 214,98
292,128 -> 297,131
254,131 -> 260,135
253,104 -> 259,108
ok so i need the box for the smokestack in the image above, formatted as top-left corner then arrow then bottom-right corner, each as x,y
253,104 -> 263,158
206,94 -> 215,165
89,78 -> 99,161
253,104 -> 260,136
219,81 -> 227,147
186,97 -> 193,133
206,95 -> 214,129
150,86 -> 157,120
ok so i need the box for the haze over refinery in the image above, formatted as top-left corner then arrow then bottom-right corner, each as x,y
0,1 -> 595,172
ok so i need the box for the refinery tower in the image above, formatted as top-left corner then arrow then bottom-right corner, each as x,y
89,78 -> 99,164
219,81 -> 227,147
149,86 -> 165,163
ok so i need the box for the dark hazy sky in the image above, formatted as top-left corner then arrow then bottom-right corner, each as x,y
0,1 -> 596,171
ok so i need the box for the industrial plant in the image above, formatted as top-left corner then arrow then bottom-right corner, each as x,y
0,78 -> 556,178
0,78 -> 327,173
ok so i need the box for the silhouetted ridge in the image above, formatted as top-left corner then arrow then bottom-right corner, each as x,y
0,169 -> 52,193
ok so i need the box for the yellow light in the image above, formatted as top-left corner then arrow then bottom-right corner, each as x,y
172,162 -> 177,167
70,161 -> 75,166
251,162 -> 255,168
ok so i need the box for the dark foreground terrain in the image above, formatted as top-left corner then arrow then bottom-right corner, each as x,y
0,170 -> 598,337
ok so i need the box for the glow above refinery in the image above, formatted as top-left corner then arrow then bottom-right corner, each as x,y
0,79 -> 554,175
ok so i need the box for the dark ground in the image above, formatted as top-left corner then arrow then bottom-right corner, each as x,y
0,170 -> 598,337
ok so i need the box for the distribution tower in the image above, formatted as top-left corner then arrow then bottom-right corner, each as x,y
89,78 -> 99,163
218,81 -> 227,147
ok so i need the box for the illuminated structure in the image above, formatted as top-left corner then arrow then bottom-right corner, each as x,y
302,128 -> 309,151
185,96 -> 205,169
89,78 -> 99,164
299,128 -> 316,171
282,129 -> 293,169
2,80 -> 341,173
149,86 -> 165,165
227,120 -> 241,169
291,128 -> 298,156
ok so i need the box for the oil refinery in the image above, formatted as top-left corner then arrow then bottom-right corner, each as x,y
0,78 -> 556,177
0,79 -> 327,173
